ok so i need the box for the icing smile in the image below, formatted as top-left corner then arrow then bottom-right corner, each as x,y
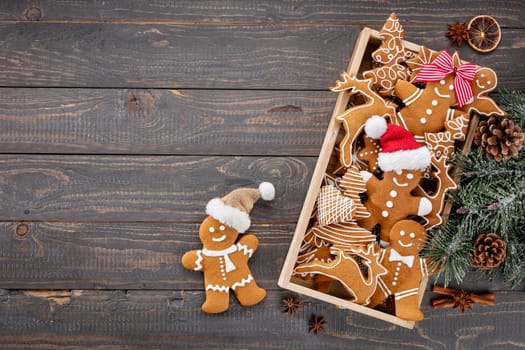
476,80 -> 486,89
398,240 -> 413,248
434,87 -> 451,99
211,234 -> 227,242
393,178 -> 409,187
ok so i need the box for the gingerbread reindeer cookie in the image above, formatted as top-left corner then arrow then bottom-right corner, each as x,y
181,183 -> 275,313
331,75 -> 397,166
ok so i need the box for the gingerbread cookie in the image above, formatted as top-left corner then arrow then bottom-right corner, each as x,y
331,75 -> 397,166
368,220 -> 428,321
394,51 -> 475,138
405,46 -> 439,82
363,13 -> 412,96
311,222 -> 376,247
358,116 -> 432,244
460,67 -> 506,117
317,184 -> 357,226
294,244 -> 388,305
414,155 -> 457,229
181,183 -> 275,313
339,165 -> 371,220
425,131 -> 455,161
355,136 -> 381,173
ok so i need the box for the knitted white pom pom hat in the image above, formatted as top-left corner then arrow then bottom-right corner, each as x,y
206,182 -> 275,233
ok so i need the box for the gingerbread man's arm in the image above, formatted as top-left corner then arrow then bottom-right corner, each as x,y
237,234 -> 259,255
394,79 -> 419,102
181,250 -> 204,271
407,195 -> 432,217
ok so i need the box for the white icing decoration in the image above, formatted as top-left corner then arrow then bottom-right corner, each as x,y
426,109 -> 432,115
420,117 -> 427,124
400,230 -> 405,236
390,190 -> 397,198
386,201 -> 394,208
219,225 -> 225,231
406,173 -> 414,179
381,210 -> 389,217
409,232 -> 416,238
448,84 -> 454,90
209,227 -> 215,232
431,99 -> 438,106
440,80 -> 445,85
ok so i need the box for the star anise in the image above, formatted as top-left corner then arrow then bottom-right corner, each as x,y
431,285 -> 494,313
308,314 -> 326,334
452,290 -> 474,312
281,295 -> 301,316
445,21 -> 470,46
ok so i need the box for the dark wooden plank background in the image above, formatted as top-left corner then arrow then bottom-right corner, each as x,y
0,1 -> 523,349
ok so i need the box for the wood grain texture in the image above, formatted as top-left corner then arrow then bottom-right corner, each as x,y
0,155 -> 314,222
0,24 -> 523,89
0,88 -> 332,155
0,222 -> 293,289
0,1 -> 523,27
1,220 -> 517,291
0,289 -> 523,350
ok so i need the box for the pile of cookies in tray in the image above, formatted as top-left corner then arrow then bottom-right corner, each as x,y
293,13 -> 505,321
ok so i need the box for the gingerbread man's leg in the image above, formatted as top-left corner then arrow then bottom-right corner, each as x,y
202,289 -> 230,314
394,288 -> 424,321
233,278 -> 266,307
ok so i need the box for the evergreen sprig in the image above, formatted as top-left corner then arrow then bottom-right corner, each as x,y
423,89 -> 525,288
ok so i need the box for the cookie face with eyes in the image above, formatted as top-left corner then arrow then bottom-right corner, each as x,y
460,67 -> 506,117
389,219 -> 427,255
199,216 -> 238,250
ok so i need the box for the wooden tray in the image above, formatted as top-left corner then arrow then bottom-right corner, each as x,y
278,27 -> 479,329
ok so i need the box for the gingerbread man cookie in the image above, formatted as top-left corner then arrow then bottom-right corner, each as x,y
358,117 -> 432,244
368,220 -> 428,321
460,67 -> 506,117
181,183 -> 275,313
395,51 -> 474,138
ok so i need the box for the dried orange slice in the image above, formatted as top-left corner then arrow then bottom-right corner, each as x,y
467,15 -> 501,53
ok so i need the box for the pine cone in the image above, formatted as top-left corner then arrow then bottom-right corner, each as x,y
474,116 -> 524,161
471,233 -> 507,269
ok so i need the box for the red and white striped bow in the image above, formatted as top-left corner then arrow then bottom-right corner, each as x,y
415,50 -> 476,108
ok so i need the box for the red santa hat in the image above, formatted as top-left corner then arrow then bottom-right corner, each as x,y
364,116 -> 431,172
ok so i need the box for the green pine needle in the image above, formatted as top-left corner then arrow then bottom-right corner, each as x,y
423,89 -> 525,288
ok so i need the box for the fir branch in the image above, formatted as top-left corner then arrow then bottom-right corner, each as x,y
425,89 -> 525,288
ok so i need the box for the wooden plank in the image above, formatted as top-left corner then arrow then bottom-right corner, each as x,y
0,155 -> 315,222
0,222 -> 293,289
0,219 -> 517,291
0,88 -> 332,155
0,289 -> 523,349
1,1 -> 523,27
0,24 -> 523,89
